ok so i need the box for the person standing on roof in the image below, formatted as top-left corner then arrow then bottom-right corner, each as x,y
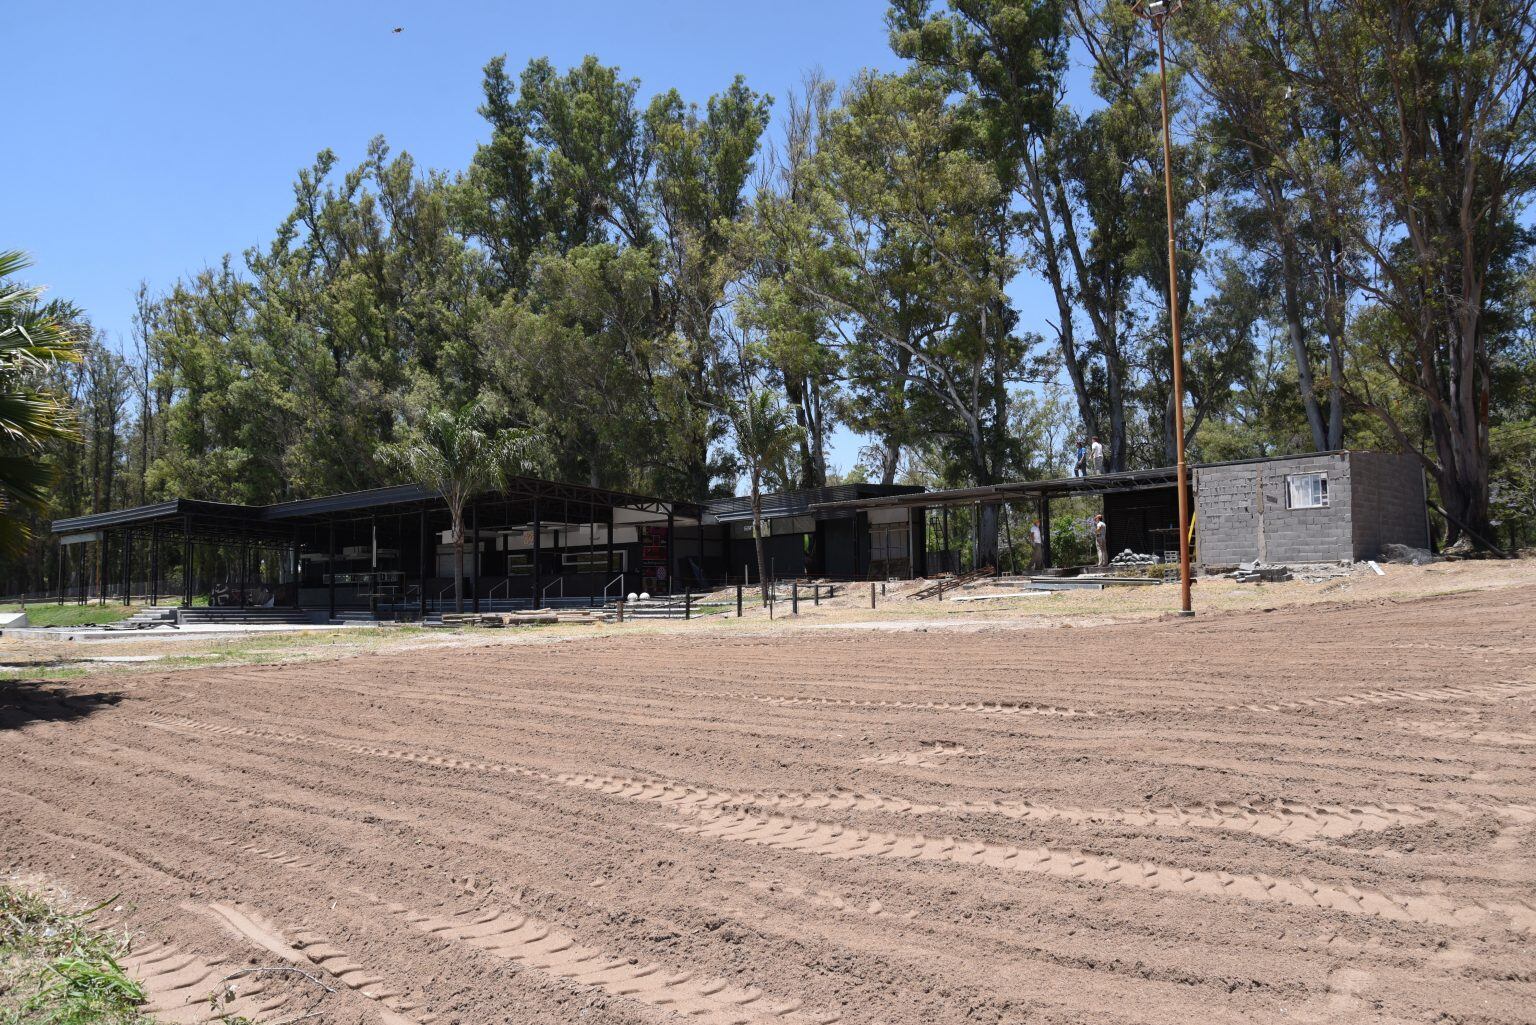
1093,513 -> 1108,567
1089,436 -> 1105,475
1073,440 -> 1087,478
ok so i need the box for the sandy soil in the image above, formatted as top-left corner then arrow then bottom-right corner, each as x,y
2,567 -> 1534,1024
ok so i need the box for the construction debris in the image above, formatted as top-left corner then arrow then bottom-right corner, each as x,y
1228,561 -> 1294,584
1109,549 -> 1158,567
1381,543 -> 1438,565
439,609 -> 601,628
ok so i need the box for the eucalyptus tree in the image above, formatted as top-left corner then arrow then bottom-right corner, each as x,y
765,69 -> 1024,563
1225,0 -> 1536,544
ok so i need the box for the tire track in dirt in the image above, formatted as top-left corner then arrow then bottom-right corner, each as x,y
138,713 -> 1430,843
1222,679 -> 1536,713
860,742 -> 970,767
668,808 -> 1536,936
120,942 -> 293,1024
206,901 -> 432,1025
748,694 -> 1098,717
357,891 -> 842,1025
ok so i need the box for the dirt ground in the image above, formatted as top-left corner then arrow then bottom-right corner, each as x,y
2,561 -> 1534,1025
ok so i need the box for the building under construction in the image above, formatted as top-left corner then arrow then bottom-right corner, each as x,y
48,451 -> 1429,619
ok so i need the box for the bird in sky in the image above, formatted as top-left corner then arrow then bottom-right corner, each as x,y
392,26 -> 404,34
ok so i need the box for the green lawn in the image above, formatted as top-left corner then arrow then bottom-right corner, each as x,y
0,603 -> 134,628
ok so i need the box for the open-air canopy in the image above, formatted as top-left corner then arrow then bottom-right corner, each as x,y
51,476 -> 704,616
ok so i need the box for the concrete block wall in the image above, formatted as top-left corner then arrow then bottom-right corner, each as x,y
1349,451 -> 1429,559
1195,453 -> 1354,564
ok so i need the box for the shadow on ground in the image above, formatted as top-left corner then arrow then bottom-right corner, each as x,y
0,681 -> 122,731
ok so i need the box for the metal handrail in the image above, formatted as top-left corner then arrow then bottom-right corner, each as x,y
437,582 -> 457,602
540,576 -> 564,602
488,578 -> 512,601
601,574 -> 626,603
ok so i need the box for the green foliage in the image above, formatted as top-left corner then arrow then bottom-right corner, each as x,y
1050,513 -> 1096,568
0,886 -> 150,1025
0,252 -> 82,556
0,602 -> 133,628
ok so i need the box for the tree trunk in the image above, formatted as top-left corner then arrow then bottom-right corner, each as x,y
975,503 -> 999,570
751,476 -> 769,605
452,506 -> 465,614
1280,231 -> 1329,453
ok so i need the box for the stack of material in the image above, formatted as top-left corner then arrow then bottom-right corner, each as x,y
1228,561 -> 1293,583
1109,549 -> 1157,567
440,609 -> 601,627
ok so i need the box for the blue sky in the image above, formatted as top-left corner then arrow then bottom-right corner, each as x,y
9,0 -> 1085,477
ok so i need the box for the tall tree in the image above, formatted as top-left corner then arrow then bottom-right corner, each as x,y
0,251 -> 81,555
1243,0 -> 1536,543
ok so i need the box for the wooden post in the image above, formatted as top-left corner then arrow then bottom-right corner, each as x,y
870,581 -> 876,609
792,581 -> 798,615
736,582 -> 743,617
684,591 -> 692,620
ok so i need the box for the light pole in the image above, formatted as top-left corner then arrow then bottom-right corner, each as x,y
1137,0 -> 1193,616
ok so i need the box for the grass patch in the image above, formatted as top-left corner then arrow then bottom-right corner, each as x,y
0,605 -> 134,629
0,885 -> 150,1025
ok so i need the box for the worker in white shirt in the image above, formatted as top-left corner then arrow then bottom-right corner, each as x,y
1029,519 -> 1044,571
1093,513 -> 1108,567
1089,436 -> 1105,475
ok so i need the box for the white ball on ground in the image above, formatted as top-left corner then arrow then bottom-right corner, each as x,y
627,592 -> 638,602
640,592 -> 651,600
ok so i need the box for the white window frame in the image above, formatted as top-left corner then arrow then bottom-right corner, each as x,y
1285,471 -> 1329,509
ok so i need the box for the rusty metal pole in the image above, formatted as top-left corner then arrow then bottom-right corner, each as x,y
1152,7 -> 1194,616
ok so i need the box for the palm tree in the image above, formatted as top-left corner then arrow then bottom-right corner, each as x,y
0,251 -> 80,555
394,409 -> 514,613
728,390 -> 803,604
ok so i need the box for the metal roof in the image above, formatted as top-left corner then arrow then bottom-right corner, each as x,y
706,483 -> 924,523
51,475 -> 701,537
811,466 -> 1183,513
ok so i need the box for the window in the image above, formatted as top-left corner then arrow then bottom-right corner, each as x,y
1285,472 -> 1329,509
562,550 -> 626,573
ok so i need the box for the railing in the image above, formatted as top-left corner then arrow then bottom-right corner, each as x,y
488,578 -> 512,601
540,576 -> 564,603
601,574 -> 626,605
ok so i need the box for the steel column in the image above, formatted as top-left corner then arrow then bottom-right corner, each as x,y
327,522 -> 336,621
471,502 -> 480,613
531,499 -> 541,605
182,516 -> 192,608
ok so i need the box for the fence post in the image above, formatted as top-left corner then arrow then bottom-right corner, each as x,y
791,581 -> 798,615
938,580 -> 945,601
736,582 -> 743,618
617,599 -> 624,624
881,582 -> 886,596
870,581 -> 876,609
813,584 -> 819,607
684,591 -> 691,620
